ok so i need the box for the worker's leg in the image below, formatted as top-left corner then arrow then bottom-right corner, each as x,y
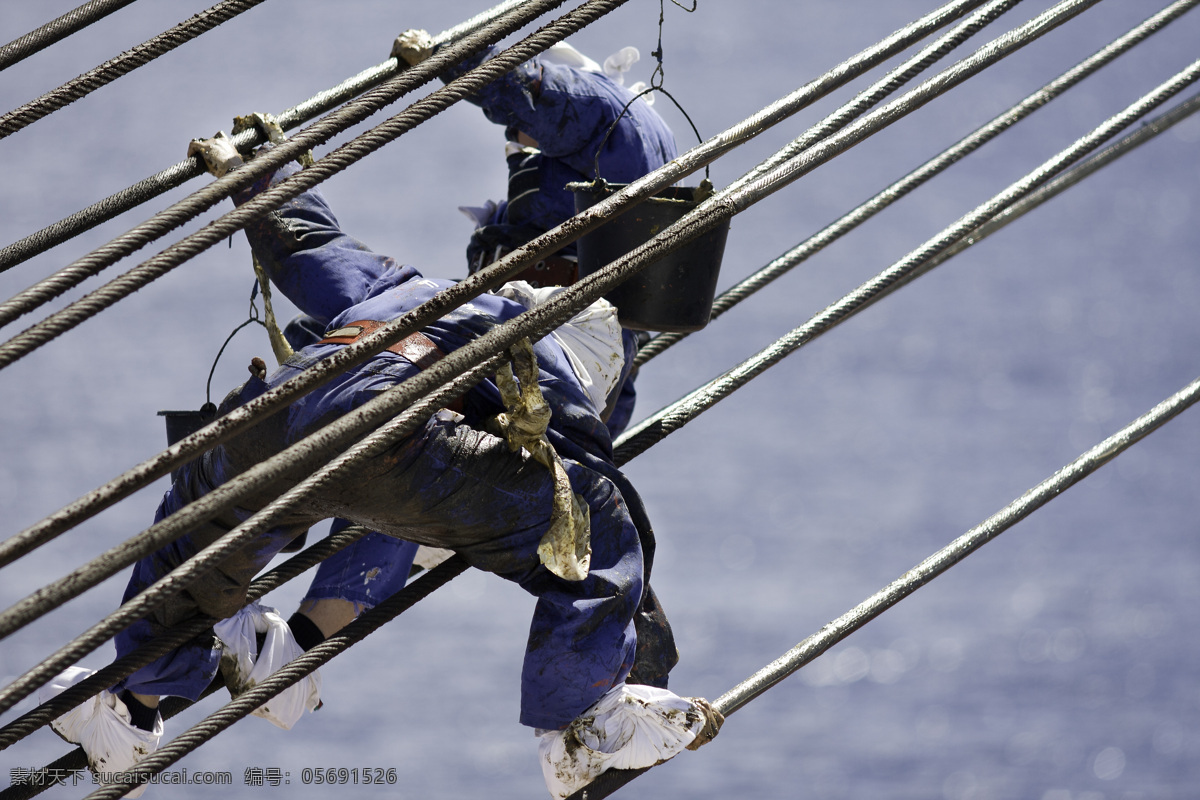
332,413 -> 642,731
295,521 -> 419,635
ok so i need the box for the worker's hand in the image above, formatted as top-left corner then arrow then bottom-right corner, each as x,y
187,131 -> 244,177
392,28 -> 435,66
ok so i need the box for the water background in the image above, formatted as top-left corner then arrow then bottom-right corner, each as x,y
1,1 -> 1198,798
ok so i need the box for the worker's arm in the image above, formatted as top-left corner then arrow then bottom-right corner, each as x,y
437,44 -> 677,180
190,134 -> 401,327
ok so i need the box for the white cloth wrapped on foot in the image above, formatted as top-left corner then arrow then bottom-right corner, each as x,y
39,666 -> 162,799
213,601 -> 321,730
537,683 -> 709,799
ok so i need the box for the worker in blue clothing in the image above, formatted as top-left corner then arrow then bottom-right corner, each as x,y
42,39 -> 718,799
256,33 -> 679,684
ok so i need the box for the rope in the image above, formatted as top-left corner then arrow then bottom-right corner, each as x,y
0,0 -> 566,328
635,0 -> 1200,367
573,372 -> 1200,800
0,0 -> 139,72
0,524 -> 372,750
615,56 -> 1200,464
0,0 -> 272,141
0,0 -> 537,275
0,0 -> 987,571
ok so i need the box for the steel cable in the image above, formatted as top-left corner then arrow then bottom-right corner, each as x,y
0,0 -> 537,276
0,0 -> 140,72
0,0 -> 991,569
573,371 -> 1200,800
0,0 -> 568,329
615,58 -> 1200,465
635,0 -> 1200,367
0,524 -> 372,750
0,0 -> 272,141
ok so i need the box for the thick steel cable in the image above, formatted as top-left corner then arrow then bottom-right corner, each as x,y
722,0 -> 1024,199
930,90 -> 1200,264
0,0 -> 140,72
720,0 -> 1102,217
0,0 -> 272,141
0,0 -> 537,275
0,0 -> 567,327
0,524 -> 372,750
615,57 -> 1200,465
635,0 -> 1200,367
0,0 -> 990,570
573,374 -> 1200,800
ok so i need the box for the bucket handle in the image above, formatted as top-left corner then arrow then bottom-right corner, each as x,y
591,83 -> 709,187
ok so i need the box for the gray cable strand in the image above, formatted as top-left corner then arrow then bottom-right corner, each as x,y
722,0 -> 1102,218
0,524 -> 371,750
0,0 -> 271,140
574,372 -> 1200,800
0,0 -> 988,568
0,0 -> 538,275
715,375 -> 1200,714
0,0 -> 564,326
635,0 -> 1200,367
615,57 -> 1200,466
0,0 -> 139,72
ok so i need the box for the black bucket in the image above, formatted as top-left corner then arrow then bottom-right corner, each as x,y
570,180 -> 730,332
157,404 -> 309,552
157,405 -> 217,483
